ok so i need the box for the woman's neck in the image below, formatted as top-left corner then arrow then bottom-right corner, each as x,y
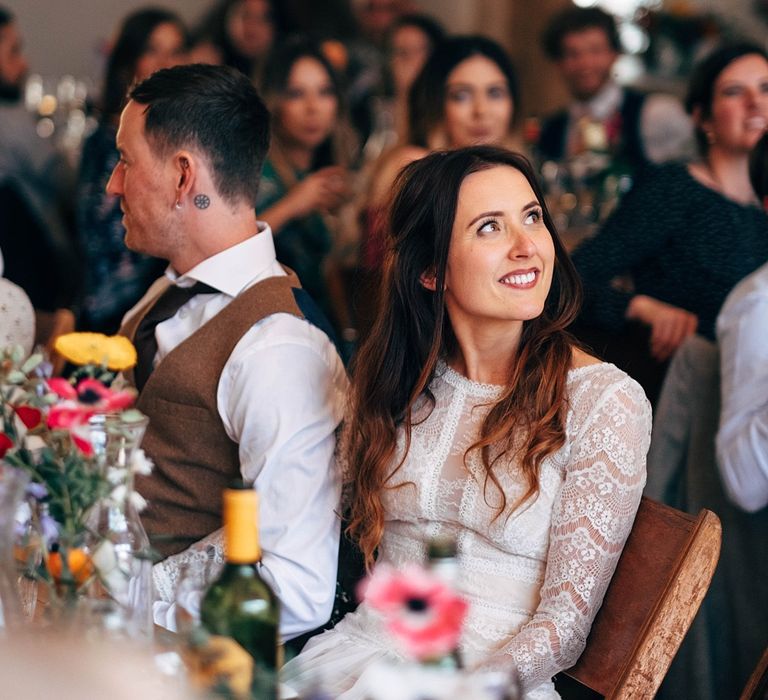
695,148 -> 758,205
447,321 -> 522,385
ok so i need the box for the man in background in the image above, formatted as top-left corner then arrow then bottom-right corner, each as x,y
538,6 -> 694,172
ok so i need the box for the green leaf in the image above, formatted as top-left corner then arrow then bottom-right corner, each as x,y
21,353 -> 44,374
6,370 -> 26,384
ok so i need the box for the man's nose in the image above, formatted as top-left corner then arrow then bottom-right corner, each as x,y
105,164 -> 122,196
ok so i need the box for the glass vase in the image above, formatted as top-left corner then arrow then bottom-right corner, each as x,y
0,464 -> 29,632
84,413 -> 153,641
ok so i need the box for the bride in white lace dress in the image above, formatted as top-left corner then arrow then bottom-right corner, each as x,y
283,146 -> 651,699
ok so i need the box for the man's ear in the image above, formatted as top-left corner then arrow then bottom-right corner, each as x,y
419,270 -> 437,291
173,151 -> 197,201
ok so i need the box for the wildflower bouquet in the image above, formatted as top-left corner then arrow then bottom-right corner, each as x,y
0,334 -> 151,618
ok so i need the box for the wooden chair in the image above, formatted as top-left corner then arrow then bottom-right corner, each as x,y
741,646 -> 768,700
561,497 -> 721,699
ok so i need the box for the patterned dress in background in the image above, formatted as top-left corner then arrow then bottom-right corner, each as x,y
76,123 -> 165,333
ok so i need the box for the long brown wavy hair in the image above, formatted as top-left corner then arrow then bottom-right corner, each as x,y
347,146 -> 583,568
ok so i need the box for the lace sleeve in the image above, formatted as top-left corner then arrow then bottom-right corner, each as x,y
152,530 -> 226,605
479,373 -> 651,690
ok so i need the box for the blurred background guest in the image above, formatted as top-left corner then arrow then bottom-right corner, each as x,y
76,8 -> 187,334
538,6 -> 693,173
190,0 -> 284,87
570,42 -> 768,405
257,38 -> 356,335
0,5 -> 78,317
361,12 -> 445,162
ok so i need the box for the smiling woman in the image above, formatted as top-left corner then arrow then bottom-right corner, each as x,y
282,146 -> 651,699
434,166 -> 555,361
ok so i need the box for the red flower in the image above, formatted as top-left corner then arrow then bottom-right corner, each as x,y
71,431 -> 94,457
47,377 -> 77,401
14,405 -> 42,430
361,564 -> 469,661
47,403 -> 95,431
0,433 -> 13,458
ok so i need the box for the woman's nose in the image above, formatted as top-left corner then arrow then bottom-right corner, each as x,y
507,230 -> 537,259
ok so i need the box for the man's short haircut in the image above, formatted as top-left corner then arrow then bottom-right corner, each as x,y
129,63 -> 270,206
542,6 -> 621,61
0,6 -> 13,29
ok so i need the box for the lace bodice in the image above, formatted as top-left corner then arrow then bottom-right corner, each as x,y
332,361 -> 650,695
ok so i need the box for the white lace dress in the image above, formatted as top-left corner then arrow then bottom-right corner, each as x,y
282,362 -> 651,699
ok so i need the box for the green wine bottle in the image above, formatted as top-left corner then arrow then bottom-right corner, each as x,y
200,484 -> 280,699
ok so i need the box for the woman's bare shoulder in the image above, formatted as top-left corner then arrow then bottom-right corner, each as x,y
570,346 -> 602,369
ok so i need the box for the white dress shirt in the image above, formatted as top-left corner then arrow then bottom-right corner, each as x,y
133,224 -> 349,639
566,80 -> 695,163
716,262 -> 768,512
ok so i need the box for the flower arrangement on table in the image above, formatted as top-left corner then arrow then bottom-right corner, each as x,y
0,333 -> 153,623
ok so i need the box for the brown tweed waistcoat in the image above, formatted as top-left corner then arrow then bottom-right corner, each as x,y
120,272 -> 303,560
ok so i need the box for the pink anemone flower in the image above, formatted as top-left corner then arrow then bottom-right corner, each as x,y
360,564 -> 469,661
45,378 -> 134,456
74,378 -> 135,411
46,377 -> 78,401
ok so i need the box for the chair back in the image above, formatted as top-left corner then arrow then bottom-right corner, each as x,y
564,497 -> 721,699
741,646 -> 768,700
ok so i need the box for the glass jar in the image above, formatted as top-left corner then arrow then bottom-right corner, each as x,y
84,413 -> 153,641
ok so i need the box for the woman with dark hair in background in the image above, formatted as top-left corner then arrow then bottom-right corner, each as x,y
571,43 -> 768,404
257,38 -> 356,333
76,8 -> 187,333
283,145 -> 650,698
190,0 -> 283,86
362,13 -> 445,161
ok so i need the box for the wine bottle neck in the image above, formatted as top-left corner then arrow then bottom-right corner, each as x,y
223,488 -> 261,564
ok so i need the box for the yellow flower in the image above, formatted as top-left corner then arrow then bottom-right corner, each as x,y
54,333 -> 138,371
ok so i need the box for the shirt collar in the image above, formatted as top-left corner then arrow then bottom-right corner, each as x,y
165,221 -> 281,296
570,80 -> 622,122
